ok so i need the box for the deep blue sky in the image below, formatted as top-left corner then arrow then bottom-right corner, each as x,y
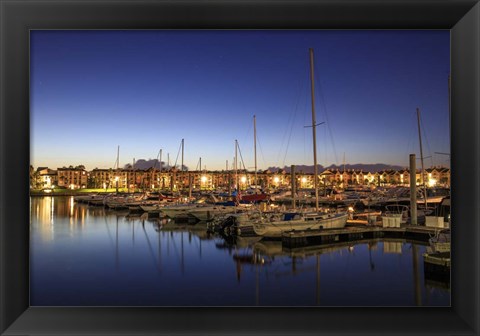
30,30 -> 450,171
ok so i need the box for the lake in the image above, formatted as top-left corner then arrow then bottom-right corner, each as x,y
30,196 -> 450,306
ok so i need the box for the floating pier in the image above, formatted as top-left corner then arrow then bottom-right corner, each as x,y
281,225 -> 442,248
423,251 -> 451,284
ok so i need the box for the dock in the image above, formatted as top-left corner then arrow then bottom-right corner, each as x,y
281,225 -> 441,248
423,251 -> 451,284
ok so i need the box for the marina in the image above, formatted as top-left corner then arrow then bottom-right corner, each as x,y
30,195 -> 450,306
28,33 -> 451,308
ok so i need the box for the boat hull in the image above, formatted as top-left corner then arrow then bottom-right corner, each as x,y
188,207 -> 237,221
253,212 -> 348,238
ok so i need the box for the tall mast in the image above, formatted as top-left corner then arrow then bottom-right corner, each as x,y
235,140 -> 239,191
253,115 -> 258,188
115,145 -> 120,193
133,157 -> 135,192
181,139 -> 184,172
153,148 -> 161,190
309,48 -> 319,212
116,145 -> 120,170
416,108 -> 428,210
448,74 -> 451,141
159,149 -> 162,172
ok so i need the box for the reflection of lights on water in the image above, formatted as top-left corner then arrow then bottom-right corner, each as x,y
50,196 -> 55,226
69,197 -> 74,216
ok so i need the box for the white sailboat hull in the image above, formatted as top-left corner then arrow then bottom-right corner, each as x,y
253,212 -> 348,238
188,206 -> 237,221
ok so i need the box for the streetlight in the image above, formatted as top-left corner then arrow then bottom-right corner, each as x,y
201,175 -> 207,190
301,177 -> 307,188
273,176 -> 280,188
240,176 -> 247,190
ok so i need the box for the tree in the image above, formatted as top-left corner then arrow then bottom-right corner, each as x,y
30,166 -> 41,189
87,176 -> 96,189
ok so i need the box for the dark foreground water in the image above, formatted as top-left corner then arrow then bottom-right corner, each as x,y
30,196 -> 450,306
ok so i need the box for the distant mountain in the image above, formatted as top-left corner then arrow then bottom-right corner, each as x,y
123,159 -> 403,173
266,163 -> 405,174
123,159 -> 188,171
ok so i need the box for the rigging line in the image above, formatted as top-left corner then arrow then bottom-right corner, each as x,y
153,149 -> 161,171
275,109 -> 294,165
325,125 -> 328,166
282,78 -> 304,168
314,65 -> 339,166
241,118 -> 253,157
403,112 -> 417,167
112,147 -> 119,170
420,114 -> 433,167
237,142 -> 248,172
303,83 -> 309,165
142,224 -> 162,274
275,105 -> 294,164
255,135 -> 268,170
195,158 -> 199,171
173,140 -> 182,169
103,216 -> 115,250
276,72 -> 306,165
168,231 -> 182,261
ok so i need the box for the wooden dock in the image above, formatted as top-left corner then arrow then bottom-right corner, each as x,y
423,251 -> 451,284
281,225 -> 442,248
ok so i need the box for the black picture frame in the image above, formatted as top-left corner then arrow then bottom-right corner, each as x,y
1,0 -> 479,335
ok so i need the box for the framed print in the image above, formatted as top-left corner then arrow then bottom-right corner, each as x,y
1,0 -> 479,335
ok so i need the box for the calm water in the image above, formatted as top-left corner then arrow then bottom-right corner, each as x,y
30,196 -> 450,306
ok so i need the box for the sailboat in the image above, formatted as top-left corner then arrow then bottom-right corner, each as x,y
252,49 -> 348,238
236,125 -> 270,204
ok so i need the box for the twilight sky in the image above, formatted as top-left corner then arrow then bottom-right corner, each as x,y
30,30 -> 450,171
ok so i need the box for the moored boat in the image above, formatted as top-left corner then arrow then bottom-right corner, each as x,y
248,49 -> 348,238
188,205 -> 238,222
252,211 -> 348,238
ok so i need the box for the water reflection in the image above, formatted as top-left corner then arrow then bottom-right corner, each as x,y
30,196 -> 450,306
